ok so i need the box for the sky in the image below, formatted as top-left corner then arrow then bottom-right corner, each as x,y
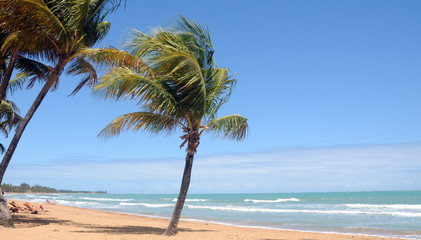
2,0 -> 421,193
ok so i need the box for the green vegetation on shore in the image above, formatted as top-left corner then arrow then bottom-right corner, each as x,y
1,183 -> 106,194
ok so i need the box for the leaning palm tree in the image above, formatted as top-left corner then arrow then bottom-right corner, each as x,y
0,77 -> 24,228
0,0 -> 123,186
88,16 -> 248,235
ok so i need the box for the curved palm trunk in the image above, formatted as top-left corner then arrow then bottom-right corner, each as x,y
163,151 -> 195,236
0,58 -> 66,185
0,50 -> 18,101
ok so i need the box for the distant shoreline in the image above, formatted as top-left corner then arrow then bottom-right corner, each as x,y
4,192 -> 106,194
1,183 -> 106,194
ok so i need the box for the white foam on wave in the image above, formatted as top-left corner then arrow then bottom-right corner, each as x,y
30,198 -> 51,203
24,194 -> 37,198
79,197 -> 133,202
244,198 -> 300,203
55,200 -> 99,206
120,203 -> 174,208
172,198 -> 208,202
344,204 -> 421,210
186,205 -> 421,217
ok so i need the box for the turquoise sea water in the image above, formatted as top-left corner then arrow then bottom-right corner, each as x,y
6,191 -> 421,239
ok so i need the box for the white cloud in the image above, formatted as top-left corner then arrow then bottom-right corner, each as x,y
4,142 -> 421,193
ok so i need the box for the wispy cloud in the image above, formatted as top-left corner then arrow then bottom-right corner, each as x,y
5,142 -> 421,193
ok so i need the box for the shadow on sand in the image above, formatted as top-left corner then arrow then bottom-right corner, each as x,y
71,225 -> 213,235
12,214 -> 71,228
11,214 -> 215,235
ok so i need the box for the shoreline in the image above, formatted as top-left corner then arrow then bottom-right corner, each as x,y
2,199 -> 407,240
91,209 -> 415,240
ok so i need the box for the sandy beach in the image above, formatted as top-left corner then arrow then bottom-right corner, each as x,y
1,200 -> 405,240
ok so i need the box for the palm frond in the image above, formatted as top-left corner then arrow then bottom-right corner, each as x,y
0,142 -> 5,153
71,0 -> 121,47
14,56 -> 51,89
94,20 -> 111,44
204,68 -> 237,120
128,29 -> 207,114
94,67 -> 178,115
4,99 -> 20,114
66,56 -> 97,96
81,47 -> 153,77
87,0 -> 123,20
172,15 -> 214,69
0,0 -> 69,47
99,112 -> 181,138
7,73 -> 28,95
0,100 -> 21,132
0,31 -> 19,57
206,114 -> 249,141
0,100 -> 15,121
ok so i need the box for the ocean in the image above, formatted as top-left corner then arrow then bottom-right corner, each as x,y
5,191 -> 421,239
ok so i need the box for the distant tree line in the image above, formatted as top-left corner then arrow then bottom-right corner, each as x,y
1,183 -> 106,194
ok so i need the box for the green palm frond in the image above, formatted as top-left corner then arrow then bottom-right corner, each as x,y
128,29 -> 207,114
94,67 -> 178,114
172,15 -> 214,69
86,0 -> 123,20
7,73 -> 28,95
93,20 -> 111,45
4,99 -> 20,114
14,56 -> 51,89
81,47 -> 153,77
71,0 -> 117,47
73,0 -> 91,36
0,100 -> 14,123
0,31 -> 19,57
204,68 -> 237,120
66,56 -> 97,96
99,112 -> 181,138
0,100 -> 21,134
206,114 -> 249,141
0,0 -> 69,46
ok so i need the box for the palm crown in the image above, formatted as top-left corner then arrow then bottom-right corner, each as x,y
0,0 -> 122,91
89,16 -> 248,152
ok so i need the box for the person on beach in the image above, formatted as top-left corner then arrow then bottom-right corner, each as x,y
23,202 -> 45,214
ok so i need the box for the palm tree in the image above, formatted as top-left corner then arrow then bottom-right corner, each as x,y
0,75 -> 26,228
0,18 -> 54,101
0,0 -> 124,186
87,16 -> 248,235
0,30 -> 47,147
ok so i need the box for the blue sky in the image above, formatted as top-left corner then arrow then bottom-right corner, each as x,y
2,0 -> 421,193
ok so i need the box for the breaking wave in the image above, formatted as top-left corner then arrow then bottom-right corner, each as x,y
244,198 -> 300,203
186,205 -> 421,217
119,203 -> 173,208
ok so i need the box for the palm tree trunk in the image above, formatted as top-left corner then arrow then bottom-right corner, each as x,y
163,151 -> 195,236
0,58 -> 65,227
0,58 -> 66,185
0,191 -> 14,228
0,50 -> 18,101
